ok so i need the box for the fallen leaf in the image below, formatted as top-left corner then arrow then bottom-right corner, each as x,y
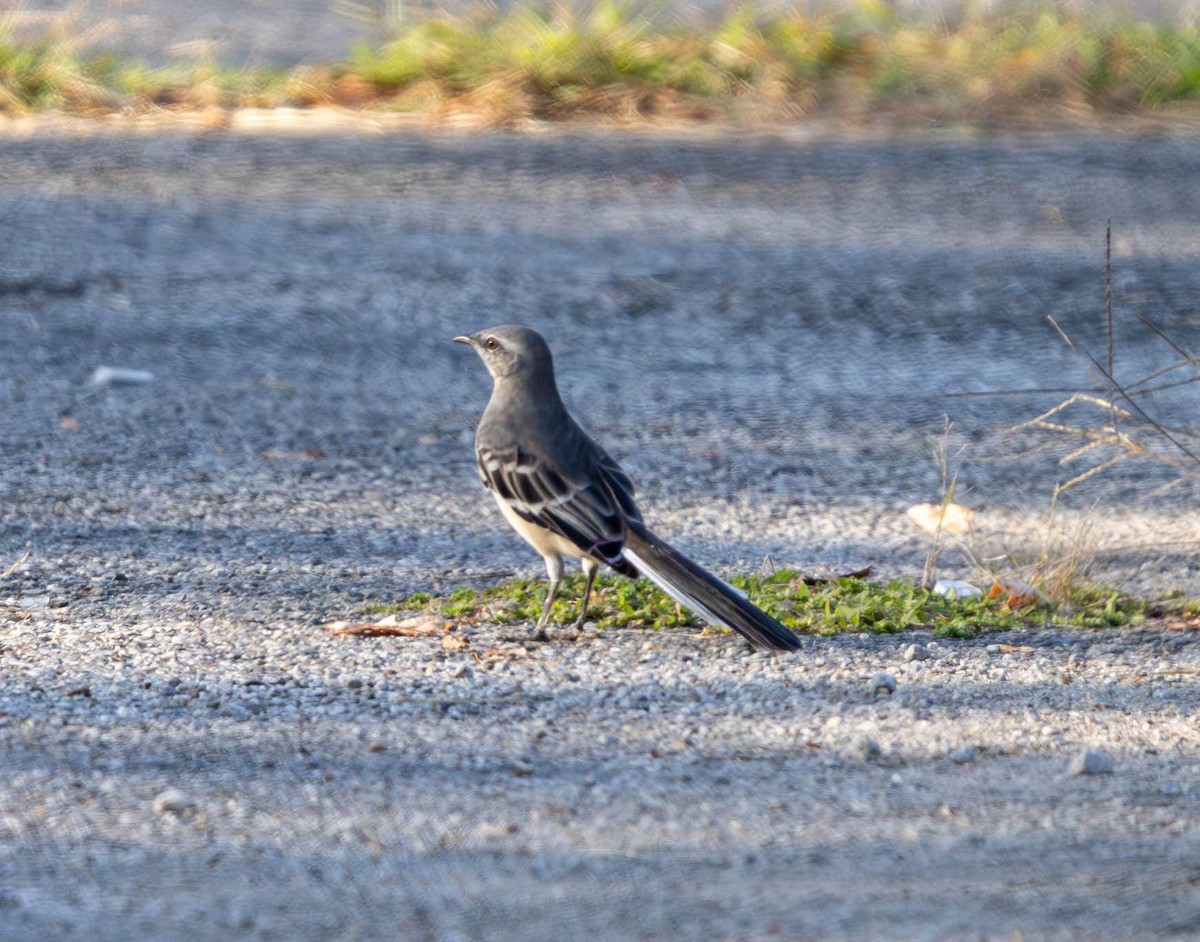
993,643 -> 1036,654
986,579 -> 1043,609
442,634 -> 470,651
325,614 -> 450,637
796,566 -> 873,588
787,566 -> 873,588
476,645 -> 531,661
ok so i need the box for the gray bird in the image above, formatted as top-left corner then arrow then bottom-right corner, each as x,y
454,324 -> 801,652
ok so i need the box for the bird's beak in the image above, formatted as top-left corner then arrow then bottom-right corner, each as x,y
452,335 -> 473,346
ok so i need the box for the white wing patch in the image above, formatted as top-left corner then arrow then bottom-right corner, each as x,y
506,484 -> 579,518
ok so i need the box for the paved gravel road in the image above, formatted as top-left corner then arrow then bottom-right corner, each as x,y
1,119 -> 1198,940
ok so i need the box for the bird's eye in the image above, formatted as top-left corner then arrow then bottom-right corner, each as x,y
484,337 -> 499,351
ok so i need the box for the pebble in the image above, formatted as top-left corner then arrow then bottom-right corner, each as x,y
853,735 -> 882,762
902,643 -> 931,662
1068,749 -> 1114,776
871,672 -> 898,696
152,788 -> 196,815
951,745 -> 978,764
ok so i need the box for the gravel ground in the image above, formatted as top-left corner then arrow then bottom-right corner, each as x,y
1,119 -> 1199,940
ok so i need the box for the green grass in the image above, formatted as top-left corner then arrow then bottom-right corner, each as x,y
344,1 -> 1200,122
0,27 -> 304,113
369,569 -> 1191,638
4,2 -> 1200,124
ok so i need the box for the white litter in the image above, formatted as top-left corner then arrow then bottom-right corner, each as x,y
933,579 -> 983,598
91,366 -> 155,387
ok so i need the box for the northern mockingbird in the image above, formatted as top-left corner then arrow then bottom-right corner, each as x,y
454,324 -> 801,652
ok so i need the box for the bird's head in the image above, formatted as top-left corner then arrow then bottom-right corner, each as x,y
453,324 -> 554,383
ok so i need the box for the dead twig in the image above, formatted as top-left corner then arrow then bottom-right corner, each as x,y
1,550 -> 30,581
1015,223 -> 1200,497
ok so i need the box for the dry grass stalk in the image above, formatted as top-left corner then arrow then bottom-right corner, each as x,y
919,419 -> 973,589
1015,222 -> 1200,497
1,549 -> 30,581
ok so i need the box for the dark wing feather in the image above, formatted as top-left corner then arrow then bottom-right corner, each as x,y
477,442 -> 637,572
594,444 -> 640,525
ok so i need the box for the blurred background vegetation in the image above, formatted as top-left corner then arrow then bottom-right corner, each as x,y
2,0 -> 1200,125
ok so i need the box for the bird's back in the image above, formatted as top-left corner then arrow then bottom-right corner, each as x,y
477,373 -> 642,525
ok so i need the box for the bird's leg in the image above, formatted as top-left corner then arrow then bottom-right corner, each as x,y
573,559 -> 598,629
536,578 -> 560,629
534,554 -> 564,640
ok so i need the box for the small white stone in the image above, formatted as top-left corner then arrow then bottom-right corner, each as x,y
152,787 -> 196,815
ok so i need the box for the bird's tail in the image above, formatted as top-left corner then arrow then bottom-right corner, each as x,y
622,521 -> 801,652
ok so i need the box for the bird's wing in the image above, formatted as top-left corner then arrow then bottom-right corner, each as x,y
593,444 -> 641,524
477,442 -> 634,569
